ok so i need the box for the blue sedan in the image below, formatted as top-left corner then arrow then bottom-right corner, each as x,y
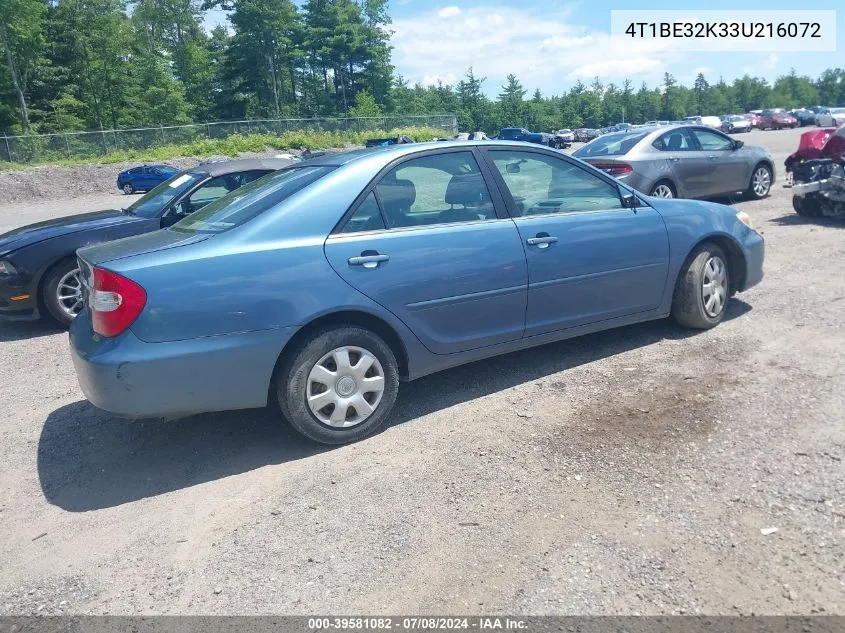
116,164 -> 179,194
70,141 -> 764,445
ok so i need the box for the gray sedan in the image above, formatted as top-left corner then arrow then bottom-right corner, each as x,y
573,125 -> 775,200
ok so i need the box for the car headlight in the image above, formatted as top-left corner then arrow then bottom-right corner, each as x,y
0,260 -> 17,276
736,210 -> 756,231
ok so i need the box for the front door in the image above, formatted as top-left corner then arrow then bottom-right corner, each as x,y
482,148 -> 670,337
688,127 -> 748,195
324,149 -> 528,355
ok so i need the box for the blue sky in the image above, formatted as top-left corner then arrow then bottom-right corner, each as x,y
204,0 -> 843,97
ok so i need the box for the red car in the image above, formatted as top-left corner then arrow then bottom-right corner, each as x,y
745,112 -> 762,128
759,109 -> 798,130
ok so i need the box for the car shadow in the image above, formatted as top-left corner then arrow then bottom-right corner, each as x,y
38,301 -> 751,512
768,213 -> 845,228
0,320 -> 65,342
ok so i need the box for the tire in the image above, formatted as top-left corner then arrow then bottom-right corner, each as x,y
122,183 -> 135,194
672,243 -> 730,330
793,195 -> 822,217
276,325 -> 400,445
42,258 -> 84,326
649,180 -> 676,198
746,163 -> 773,200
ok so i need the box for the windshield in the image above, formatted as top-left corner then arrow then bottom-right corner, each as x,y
172,166 -> 334,234
126,171 -> 205,218
573,131 -> 649,157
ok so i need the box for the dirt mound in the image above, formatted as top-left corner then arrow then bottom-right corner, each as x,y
0,151 -> 290,204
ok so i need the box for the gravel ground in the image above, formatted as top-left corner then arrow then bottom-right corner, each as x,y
0,127 -> 843,616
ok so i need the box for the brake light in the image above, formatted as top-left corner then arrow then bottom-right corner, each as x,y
90,266 -> 146,337
592,162 -> 633,176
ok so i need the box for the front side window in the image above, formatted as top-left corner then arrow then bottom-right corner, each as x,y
489,150 -> 623,216
652,129 -> 696,152
374,152 -> 495,229
126,171 -> 205,218
172,171 -> 268,218
691,128 -> 733,151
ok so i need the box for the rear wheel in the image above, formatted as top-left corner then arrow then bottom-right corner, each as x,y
747,163 -> 772,200
43,258 -> 84,326
650,181 -> 676,198
672,243 -> 730,330
276,326 -> 399,445
793,195 -> 822,217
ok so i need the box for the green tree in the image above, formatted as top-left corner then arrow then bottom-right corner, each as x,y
0,0 -> 46,129
693,72 -> 709,115
498,73 -> 525,126
348,89 -> 381,117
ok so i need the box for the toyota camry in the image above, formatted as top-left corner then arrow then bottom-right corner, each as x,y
69,141 -> 764,445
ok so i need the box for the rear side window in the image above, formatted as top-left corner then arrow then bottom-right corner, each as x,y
653,129 -> 695,151
173,166 -> 333,233
340,193 -> 385,233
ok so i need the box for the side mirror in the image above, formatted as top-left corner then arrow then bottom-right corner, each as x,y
505,163 -> 521,174
621,191 -> 640,209
734,140 -> 744,150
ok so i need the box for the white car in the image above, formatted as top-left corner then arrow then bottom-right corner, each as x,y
554,128 -> 575,142
816,108 -> 845,127
721,115 -> 752,133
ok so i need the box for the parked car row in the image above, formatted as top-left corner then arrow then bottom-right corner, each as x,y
1,140 -> 764,445
1,159 -> 293,325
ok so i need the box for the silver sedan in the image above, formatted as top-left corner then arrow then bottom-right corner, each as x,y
573,125 -> 775,200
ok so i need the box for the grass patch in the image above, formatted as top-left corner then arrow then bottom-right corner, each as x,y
0,127 -> 449,171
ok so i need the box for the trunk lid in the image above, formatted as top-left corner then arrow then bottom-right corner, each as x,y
77,228 -> 209,267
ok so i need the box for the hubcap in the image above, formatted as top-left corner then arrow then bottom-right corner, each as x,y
306,346 -> 385,428
123,184 -> 132,194
652,184 -> 673,198
56,267 -> 84,318
752,167 -> 771,196
702,256 -> 728,318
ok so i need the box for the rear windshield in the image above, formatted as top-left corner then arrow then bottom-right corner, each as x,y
172,166 -> 333,234
573,132 -> 649,158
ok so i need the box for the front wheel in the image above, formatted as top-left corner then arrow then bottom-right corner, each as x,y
122,183 -> 135,194
276,326 -> 400,445
672,243 -> 730,330
747,164 -> 772,200
43,259 -> 85,326
793,195 -> 822,217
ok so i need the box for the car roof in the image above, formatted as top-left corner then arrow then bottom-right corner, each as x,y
192,157 -> 297,177
303,140 -> 565,168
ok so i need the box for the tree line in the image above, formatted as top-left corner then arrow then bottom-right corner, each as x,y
1,0 -> 844,136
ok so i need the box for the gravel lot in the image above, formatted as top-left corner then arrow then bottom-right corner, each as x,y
0,128 -> 843,616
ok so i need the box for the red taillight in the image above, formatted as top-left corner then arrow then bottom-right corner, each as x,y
90,266 -> 146,337
592,162 -> 633,176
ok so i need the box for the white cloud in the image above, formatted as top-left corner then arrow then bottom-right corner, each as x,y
763,53 -> 780,70
437,6 -> 461,18
391,5 -> 665,95
566,58 -> 662,80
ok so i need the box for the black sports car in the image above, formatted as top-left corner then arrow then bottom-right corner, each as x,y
0,158 -> 292,325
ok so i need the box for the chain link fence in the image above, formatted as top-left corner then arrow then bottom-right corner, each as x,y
0,115 -> 458,164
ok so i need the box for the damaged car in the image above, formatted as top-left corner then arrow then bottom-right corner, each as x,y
786,126 -> 845,219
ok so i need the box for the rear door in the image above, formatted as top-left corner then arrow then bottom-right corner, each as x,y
323,148 -> 528,355
651,128 -> 711,197
688,127 -> 748,194
481,147 -> 670,336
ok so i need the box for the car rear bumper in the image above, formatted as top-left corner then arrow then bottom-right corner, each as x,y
69,310 -> 299,417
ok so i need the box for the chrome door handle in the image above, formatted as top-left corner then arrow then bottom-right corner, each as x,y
526,235 -> 558,249
669,157 -> 681,162
708,155 -> 718,160
348,254 -> 389,269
